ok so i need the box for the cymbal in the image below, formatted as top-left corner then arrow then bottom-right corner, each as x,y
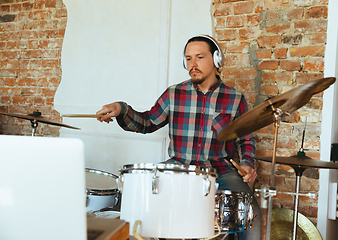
217,77 -> 336,141
256,155 -> 338,169
0,111 -> 80,130
270,208 -> 322,240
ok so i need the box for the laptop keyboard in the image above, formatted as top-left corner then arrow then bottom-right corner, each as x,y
87,229 -> 104,240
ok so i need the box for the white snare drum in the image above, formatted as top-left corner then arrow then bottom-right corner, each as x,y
118,163 -> 217,239
85,168 -> 119,212
215,190 -> 254,233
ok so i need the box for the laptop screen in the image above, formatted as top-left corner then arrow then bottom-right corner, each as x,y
0,135 -> 87,240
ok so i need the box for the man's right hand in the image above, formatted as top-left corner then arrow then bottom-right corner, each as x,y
96,102 -> 122,124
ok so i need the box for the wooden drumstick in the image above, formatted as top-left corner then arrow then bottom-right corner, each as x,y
230,159 -> 247,176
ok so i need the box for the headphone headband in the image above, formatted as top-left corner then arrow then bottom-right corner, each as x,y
183,35 -> 225,70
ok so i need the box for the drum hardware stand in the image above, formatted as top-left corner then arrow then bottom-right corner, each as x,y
290,117 -> 308,240
263,101 -> 285,240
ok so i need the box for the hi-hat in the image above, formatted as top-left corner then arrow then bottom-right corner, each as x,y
0,111 -> 80,130
256,155 -> 338,169
217,77 -> 336,141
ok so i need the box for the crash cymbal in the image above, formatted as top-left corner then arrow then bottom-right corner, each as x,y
0,111 -> 80,130
217,77 -> 336,141
256,155 -> 338,169
270,208 -> 322,240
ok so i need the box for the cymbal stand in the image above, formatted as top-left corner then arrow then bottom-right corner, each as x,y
290,166 -> 306,240
30,119 -> 38,136
265,101 -> 283,240
291,117 -> 307,240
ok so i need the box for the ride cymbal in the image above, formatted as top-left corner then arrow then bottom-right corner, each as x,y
0,111 -> 80,130
217,77 -> 336,141
256,155 -> 338,169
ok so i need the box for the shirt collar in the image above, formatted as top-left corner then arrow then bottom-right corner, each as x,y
191,75 -> 222,93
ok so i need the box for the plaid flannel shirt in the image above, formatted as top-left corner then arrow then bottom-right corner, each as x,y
116,78 -> 255,175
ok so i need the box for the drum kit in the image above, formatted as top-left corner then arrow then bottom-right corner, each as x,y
0,77 -> 337,240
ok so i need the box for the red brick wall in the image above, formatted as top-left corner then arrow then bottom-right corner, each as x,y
0,0 -> 330,224
0,0 -> 66,136
213,0 -> 329,224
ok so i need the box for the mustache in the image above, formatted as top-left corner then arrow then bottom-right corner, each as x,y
189,68 -> 202,74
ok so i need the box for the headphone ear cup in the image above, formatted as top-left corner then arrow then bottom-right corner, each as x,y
183,56 -> 188,70
213,50 -> 222,68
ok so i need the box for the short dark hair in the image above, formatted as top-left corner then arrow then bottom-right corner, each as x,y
184,36 -> 218,55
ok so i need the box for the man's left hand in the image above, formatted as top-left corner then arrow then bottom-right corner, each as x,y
238,164 -> 257,184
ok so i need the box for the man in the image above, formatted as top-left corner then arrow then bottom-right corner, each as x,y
96,35 -> 261,240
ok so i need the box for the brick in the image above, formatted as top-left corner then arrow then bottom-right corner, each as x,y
294,0 -> 315,7
276,72 -> 293,85
254,1 -> 263,13
258,60 -> 279,70
305,98 -> 323,110
222,67 -> 257,78
223,79 -> 235,88
261,72 -> 276,83
282,34 -> 302,45
260,84 -> 279,96
267,11 -> 279,22
216,29 -> 237,41
289,46 -> 325,57
226,15 -> 246,28
215,17 -> 225,28
266,22 -> 291,34
0,5 -> 10,13
235,79 -> 255,92
0,77 -> 15,86
46,0 -> 57,8
304,33 -> 327,44
0,59 -> 19,70
294,20 -> 327,33
303,59 -> 324,72
247,13 -> 261,26
227,41 -> 250,53
257,35 -> 281,48
10,3 -> 21,13
305,6 -> 328,19
295,72 -> 324,84
256,49 -> 272,59
22,2 -> 34,11
285,8 -> 304,21
243,92 -> 256,104
0,14 -> 16,22
280,60 -> 301,71
31,10 -> 53,20
234,0 -> 254,15
274,48 -> 288,59
0,69 -> 16,77
239,27 -> 259,40
214,5 -> 231,16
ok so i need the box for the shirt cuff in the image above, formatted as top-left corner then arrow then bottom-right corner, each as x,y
117,102 -> 128,117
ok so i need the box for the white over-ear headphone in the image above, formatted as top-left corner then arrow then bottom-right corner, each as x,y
183,35 -> 225,70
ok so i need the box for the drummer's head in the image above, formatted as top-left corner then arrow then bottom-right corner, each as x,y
183,35 -> 224,84
183,35 -> 224,71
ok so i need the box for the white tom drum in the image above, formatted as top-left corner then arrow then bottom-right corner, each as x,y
118,163 -> 217,239
85,168 -> 119,212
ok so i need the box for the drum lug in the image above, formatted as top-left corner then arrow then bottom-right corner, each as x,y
152,170 -> 159,194
116,175 -> 124,193
203,175 -> 211,196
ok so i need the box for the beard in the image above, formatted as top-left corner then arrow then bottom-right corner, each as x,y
189,68 -> 205,85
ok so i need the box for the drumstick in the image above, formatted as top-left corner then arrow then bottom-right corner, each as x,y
230,159 -> 247,176
61,114 -> 104,118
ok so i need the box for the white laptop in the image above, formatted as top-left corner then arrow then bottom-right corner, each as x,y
0,135 -> 127,240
